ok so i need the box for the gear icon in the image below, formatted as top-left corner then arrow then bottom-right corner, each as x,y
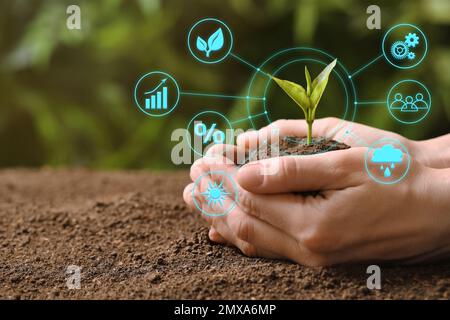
391,41 -> 409,60
404,33 -> 420,48
407,52 -> 416,60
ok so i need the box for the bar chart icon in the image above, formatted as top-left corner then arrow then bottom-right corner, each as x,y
145,86 -> 168,110
134,72 -> 179,117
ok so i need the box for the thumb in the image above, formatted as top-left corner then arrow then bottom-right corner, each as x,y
237,148 -> 365,193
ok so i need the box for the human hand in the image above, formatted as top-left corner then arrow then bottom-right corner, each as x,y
183,119 -> 450,265
238,117 -> 434,167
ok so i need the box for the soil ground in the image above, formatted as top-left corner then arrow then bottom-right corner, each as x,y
0,169 -> 449,299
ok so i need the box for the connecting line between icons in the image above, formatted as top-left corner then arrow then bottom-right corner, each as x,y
355,100 -> 386,106
348,54 -> 384,79
230,111 -> 268,125
180,91 -> 266,101
229,52 -> 272,78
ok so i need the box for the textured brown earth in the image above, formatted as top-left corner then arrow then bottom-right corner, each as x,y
0,169 -> 449,300
245,137 -> 351,163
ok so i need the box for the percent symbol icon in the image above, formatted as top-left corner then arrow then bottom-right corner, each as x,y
194,122 -> 225,144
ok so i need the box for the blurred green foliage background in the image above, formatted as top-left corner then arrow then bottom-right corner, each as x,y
0,0 -> 449,170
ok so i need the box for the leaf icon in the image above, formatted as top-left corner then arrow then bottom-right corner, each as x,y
207,28 -> 224,57
195,28 -> 225,58
196,36 -> 208,53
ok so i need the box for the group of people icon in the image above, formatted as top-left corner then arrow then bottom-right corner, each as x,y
389,92 -> 429,113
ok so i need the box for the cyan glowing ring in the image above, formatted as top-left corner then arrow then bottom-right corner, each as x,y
386,79 -> 431,124
382,23 -> 428,69
364,138 -> 411,185
192,170 -> 239,217
133,71 -> 180,117
187,18 -> 233,64
186,110 -> 233,157
245,47 -> 357,143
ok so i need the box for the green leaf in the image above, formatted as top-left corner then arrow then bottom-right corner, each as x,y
305,66 -> 312,96
272,76 -> 310,114
310,59 -> 337,109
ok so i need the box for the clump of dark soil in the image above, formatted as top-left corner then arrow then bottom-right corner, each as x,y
0,169 -> 449,299
245,136 -> 350,164
245,136 -> 350,197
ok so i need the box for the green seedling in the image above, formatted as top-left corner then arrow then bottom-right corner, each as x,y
272,59 -> 337,145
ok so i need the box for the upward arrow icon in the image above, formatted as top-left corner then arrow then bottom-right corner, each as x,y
144,78 -> 167,95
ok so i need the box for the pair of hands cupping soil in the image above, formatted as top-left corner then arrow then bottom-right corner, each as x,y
183,117 -> 450,266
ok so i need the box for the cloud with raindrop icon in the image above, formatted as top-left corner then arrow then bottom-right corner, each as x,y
371,144 -> 403,177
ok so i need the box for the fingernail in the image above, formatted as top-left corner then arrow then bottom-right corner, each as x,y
237,163 -> 263,188
209,228 -> 218,239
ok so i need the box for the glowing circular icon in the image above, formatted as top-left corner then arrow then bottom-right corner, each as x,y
133,71 -> 180,117
386,79 -> 431,124
382,23 -> 427,69
192,171 -> 238,217
364,138 -> 411,185
186,110 -> 233,157
187,18 -> 233,64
